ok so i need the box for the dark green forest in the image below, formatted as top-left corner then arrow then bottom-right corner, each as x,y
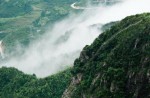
65,13 -> 150,98
0,67 -> 71,98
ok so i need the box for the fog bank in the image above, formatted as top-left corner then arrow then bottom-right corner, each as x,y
1,0 -> 150,77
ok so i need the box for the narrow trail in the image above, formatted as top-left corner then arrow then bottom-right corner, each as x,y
70,0 -> 121,10
32,6 -> 43,11
92,20 -> 143,59
70,3 -> 98,10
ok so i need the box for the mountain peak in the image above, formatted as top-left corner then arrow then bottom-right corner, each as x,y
63,13 -> 150,98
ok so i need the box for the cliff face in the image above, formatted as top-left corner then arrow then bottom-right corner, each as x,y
62,13 -> 150,98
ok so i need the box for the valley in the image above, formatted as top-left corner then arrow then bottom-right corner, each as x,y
0,0 -> 149,98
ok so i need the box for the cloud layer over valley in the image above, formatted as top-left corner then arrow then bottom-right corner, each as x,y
1,0 -> 150,77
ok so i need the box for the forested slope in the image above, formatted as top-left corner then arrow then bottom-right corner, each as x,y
0,67 -> 72,98
62,13 -> 150,98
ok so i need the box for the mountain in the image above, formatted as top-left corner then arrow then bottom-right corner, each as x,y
0,0 -> 150,97
0,13 -> 149,98
0,0 -> 79,56
0,67 -> 71,98
62,13 -> 150,98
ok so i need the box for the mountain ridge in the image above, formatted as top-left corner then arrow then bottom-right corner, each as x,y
0,10 -> 150,98
62,13 -> 150,98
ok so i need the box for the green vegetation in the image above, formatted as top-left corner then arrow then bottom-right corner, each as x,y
0,67 -> 72,98
0,0 -> 79,55
1,0 -> 150,98
63,13 -> 150,98
0,0 -> 32,18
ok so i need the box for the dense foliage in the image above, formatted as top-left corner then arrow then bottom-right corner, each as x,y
0,67 -> 72,98
63,13 -> 150,98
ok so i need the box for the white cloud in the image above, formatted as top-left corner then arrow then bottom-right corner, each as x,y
1,0 -> 150,77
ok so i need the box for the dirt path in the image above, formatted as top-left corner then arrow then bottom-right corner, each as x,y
71,2 -> 95,10
71,1 -> 122,10
32,6 -> 43,11
92,20 -> 142,59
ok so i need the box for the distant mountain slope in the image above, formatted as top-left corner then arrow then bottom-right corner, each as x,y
0,0 -> 79,57
62,13 -> 150,98
0,0 -> 32,18
0,67 -> 71,98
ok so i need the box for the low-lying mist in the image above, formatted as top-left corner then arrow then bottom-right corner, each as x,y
1,0 -> 150,77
